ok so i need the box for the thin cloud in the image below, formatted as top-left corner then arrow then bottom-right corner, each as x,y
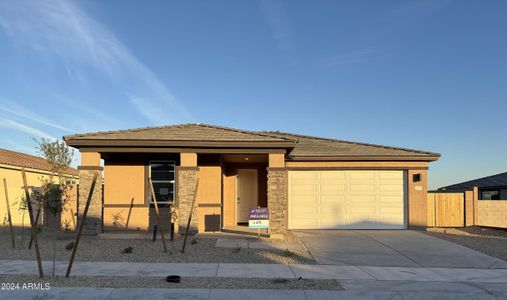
259,0 -> 294,53
51,94 -> 124,132
0,96 -> 73,132
3,140 -> 37,155
0,117 -> 56,140
0,0 -> 193,124
316,49 -> 381,68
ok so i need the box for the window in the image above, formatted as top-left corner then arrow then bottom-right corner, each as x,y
149,161 -> 175,205
481,190 -> 500,200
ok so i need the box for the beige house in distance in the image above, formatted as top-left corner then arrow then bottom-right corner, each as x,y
0,148 -> 79,229
64,123 -> 440,238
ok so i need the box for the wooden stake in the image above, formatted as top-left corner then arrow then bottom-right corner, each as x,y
149,178 -> 167,253
3,178 -> 15,249
28,204 -> 43,249
181,180 -> 199,254
65,172 -> 98,278
125,197 -> 134,229
21,169 -> 44,278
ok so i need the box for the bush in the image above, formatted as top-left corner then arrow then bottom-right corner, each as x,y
65,241 -> 74,251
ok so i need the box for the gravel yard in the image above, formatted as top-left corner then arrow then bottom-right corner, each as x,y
425,226 -> 507,261
0,231 -> 315,264
0,274 -> 342,290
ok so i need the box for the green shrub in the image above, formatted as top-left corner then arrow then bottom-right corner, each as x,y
65,241 -> 74,251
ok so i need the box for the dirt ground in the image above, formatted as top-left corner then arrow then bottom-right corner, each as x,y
425,226 -> 507,262
0,229 -> 315,264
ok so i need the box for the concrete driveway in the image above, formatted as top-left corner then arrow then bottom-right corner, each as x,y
293,230 -> 507,268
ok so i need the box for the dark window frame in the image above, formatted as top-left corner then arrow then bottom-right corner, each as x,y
481,189 -> 500,200
149,160 -> 175,204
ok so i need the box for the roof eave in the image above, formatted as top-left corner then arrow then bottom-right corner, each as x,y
286,155 -> 440,162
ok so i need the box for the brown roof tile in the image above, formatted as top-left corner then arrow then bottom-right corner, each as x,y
262,131 -> 440,159
63,123 -> 439,160
0,148 -> 79,176
64,123 -> 295,142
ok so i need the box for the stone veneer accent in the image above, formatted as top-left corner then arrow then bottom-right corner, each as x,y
267,168 -> 288,239
176,167 -> 199,234
77,167 -> 103,235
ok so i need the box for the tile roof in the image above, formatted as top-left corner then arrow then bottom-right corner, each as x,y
0,148 -> 78,176
64,123 -> 439,160
64,123 -> 295,142
262,131 -> 440,159
439,172 -> 507,191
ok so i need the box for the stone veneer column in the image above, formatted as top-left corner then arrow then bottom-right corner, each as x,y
176,166 -> 199,234
267,167 -> 288,240
77,166 -> 103,235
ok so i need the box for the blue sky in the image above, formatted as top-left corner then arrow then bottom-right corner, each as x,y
0,0 -> 506,189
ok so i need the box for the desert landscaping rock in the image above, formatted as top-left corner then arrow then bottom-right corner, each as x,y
0,274 -> 343,290
0,232 -> 315,265
425,227 -> 507,262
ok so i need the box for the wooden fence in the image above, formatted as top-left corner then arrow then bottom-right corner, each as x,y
427,193 -> 464,227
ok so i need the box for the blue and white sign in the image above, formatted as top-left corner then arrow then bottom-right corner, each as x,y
248,208 -> 269,229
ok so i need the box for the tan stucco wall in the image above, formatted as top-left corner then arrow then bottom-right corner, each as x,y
104,161 -> 146,206
81,152 -> 101,166
0,165 -> 77,229
103,159 -> 150,230
181,153 -> 197,167
223,171 -> 236,227
269,153 -> 285,168
197,166 -> 222,231
407,169 -> 428,227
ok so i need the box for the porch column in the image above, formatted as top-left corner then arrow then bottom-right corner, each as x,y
177,153 -> 199,234
267,153 -> 288,240
78,152 -> 103,235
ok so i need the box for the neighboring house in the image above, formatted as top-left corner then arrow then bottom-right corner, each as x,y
0,148 -> 79,228
63,123 -> 440,238
438,172 -> 507,200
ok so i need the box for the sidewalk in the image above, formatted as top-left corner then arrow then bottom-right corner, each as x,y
1,287 -> 506,300
2,260 -> 507,283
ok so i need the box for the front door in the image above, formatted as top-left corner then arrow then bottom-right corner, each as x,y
237,169 -> 258,223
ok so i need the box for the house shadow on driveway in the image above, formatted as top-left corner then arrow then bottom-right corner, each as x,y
293,230 -> 507,269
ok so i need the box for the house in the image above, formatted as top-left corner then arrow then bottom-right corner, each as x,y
438,172 -> 507,200
0,148 -> 79,229
63,123 -> 440,238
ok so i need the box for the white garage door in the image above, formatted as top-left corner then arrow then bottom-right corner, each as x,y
288,170 -> 406,229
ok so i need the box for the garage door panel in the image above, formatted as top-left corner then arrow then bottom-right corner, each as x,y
320,184 -> 347,194
320,218 -> 350,227
350,195 -> 377,203
379,172 -> 404,180
319,171 -> 346,181
349,172 -> 376,180
289,170 -> 406,230
350,184 -> 376,193
380,195 -> 403,203
379,184 -> 404,193
290,171 -> 315,178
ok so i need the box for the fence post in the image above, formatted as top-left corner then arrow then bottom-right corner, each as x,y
473,186 -> 479,225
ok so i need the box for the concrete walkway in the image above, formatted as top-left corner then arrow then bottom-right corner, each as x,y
2,260 -> 507,283
294,230 -> 507,268
1,287 -> 506,300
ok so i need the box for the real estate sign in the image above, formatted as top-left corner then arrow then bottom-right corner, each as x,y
248,207 -> 269,229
